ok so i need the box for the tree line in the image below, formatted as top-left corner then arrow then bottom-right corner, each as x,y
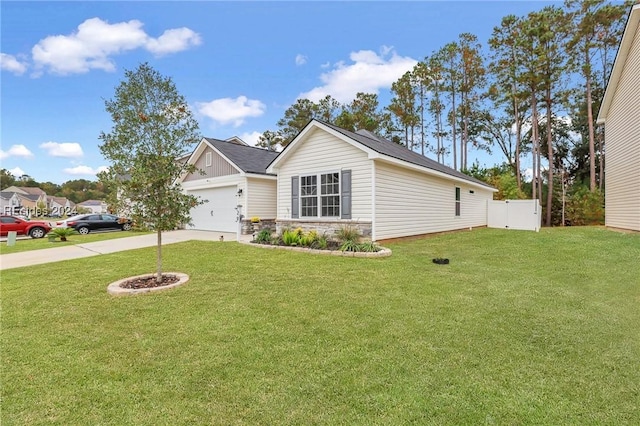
256,0 -> 634,227
0,169 -> 111,203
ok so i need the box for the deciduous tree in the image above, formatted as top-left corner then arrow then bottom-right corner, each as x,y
99,63 -> 202,284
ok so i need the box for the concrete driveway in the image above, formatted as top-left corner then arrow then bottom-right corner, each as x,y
0,230 -> 248,270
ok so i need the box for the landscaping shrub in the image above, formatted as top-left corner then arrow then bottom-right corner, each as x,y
566,187 -> 605,226
47,227 -> 78,242
255,228 -> 272,244
282,229 -> 300,246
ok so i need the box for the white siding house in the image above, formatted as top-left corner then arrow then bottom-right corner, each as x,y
267,120 -> 496,241
179,138 -> 278,235
596,4 -> 640,232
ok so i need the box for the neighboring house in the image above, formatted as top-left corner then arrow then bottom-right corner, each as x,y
77,200 -> 107,214
179,138 -> 279,233
0,191 -> 21,214
596,3 -> 640,232
266,119 -> 497,241
47,196 -> 73,216
3,186 -> 47,198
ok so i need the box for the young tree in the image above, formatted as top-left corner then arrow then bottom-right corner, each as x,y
99,63 -> 202,284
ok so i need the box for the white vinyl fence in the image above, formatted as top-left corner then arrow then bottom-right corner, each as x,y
487,200 -> 542,232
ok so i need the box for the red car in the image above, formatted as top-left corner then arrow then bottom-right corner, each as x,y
0,215 -> 52,239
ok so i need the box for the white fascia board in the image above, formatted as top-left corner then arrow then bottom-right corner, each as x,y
372,155 -> 498,192
597,4 -> 640,124
181,174 -> 245,191
245,173 -> 277,181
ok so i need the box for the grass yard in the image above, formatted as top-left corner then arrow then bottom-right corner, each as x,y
2,227 -> 639,425
0,230 -> 150,255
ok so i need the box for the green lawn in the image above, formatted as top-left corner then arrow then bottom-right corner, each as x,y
2,227 -> 639,425
0,230 -> 150,254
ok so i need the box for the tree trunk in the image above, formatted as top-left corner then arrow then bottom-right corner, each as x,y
531,90 -> 539,202
514,87 -> 522,191
585,47 -> 596,192
156,229 -> 162,284
545,91 -> 554,227
452,88 -> 457,170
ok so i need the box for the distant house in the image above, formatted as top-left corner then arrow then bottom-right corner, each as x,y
47,196 -> 73,216
178,137 -> 279,234
0,191 -> 21,214
266,120 -> 496,241
3,186 -> 48,216
596,3 -> 640,232
77,200 -> 107,214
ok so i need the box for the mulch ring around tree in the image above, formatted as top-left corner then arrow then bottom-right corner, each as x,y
107,272 -> 189,295
120,274 -> 180,289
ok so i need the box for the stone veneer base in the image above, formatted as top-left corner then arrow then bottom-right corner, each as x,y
107,272 -> 190,295
241,241 -> 392,258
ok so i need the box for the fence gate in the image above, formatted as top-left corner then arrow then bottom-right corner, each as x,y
487,200 -> 541,232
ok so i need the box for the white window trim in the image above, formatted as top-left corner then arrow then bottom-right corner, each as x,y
299,171 -> 341,218
205,151 -> 212,167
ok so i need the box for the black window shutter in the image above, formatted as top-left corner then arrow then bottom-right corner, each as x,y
341,169 -> 352,219
291,176 -> 299,219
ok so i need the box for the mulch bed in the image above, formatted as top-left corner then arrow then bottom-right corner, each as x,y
119,274 -> 180,289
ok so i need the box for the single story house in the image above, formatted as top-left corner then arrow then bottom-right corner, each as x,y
266,119 -> 497,241
77,200 -> 108,214
179,137 -> 279,234
596,3 -> 640,232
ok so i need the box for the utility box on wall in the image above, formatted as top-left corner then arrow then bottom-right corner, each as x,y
487,200 -> 542,232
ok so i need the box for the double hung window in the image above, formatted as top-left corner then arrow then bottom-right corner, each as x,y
300,172 -> 340,218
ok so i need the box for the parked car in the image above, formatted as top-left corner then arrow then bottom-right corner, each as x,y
0,215 -> 52,238
56,214 -> 133,235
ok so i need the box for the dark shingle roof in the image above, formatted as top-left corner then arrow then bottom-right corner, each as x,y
204,138 -> 279,175
317,120 -> 494,189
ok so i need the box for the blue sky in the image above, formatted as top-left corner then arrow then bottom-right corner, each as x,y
1,1 -> 557,185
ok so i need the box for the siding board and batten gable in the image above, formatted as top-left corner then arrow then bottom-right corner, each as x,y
183,146 -> 239,182
597,4 -> 640,232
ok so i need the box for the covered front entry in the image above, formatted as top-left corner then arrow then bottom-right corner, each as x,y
187,186 -> 238,232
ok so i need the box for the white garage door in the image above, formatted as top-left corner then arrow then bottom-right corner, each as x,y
187,186 -> 238,232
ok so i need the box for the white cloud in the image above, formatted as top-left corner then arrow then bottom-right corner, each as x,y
145,27 -> 202,56
63,165 -> 109,176
196,96 -> 266,127
300,46 -> 418,103
31,17 -> 201,75
40,142 -> 84,158
239,131 -> 262,147
0,53 -> 28,75
295,54 -> 307,66
9,167 -> 26,177
0,144 -> 34,160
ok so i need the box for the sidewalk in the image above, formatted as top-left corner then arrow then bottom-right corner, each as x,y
0,230 -> 251,270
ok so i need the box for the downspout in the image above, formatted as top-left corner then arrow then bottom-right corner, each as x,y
371,161 -> 376,242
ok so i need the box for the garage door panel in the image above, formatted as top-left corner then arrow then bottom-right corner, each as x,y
187,187 -> 237,232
